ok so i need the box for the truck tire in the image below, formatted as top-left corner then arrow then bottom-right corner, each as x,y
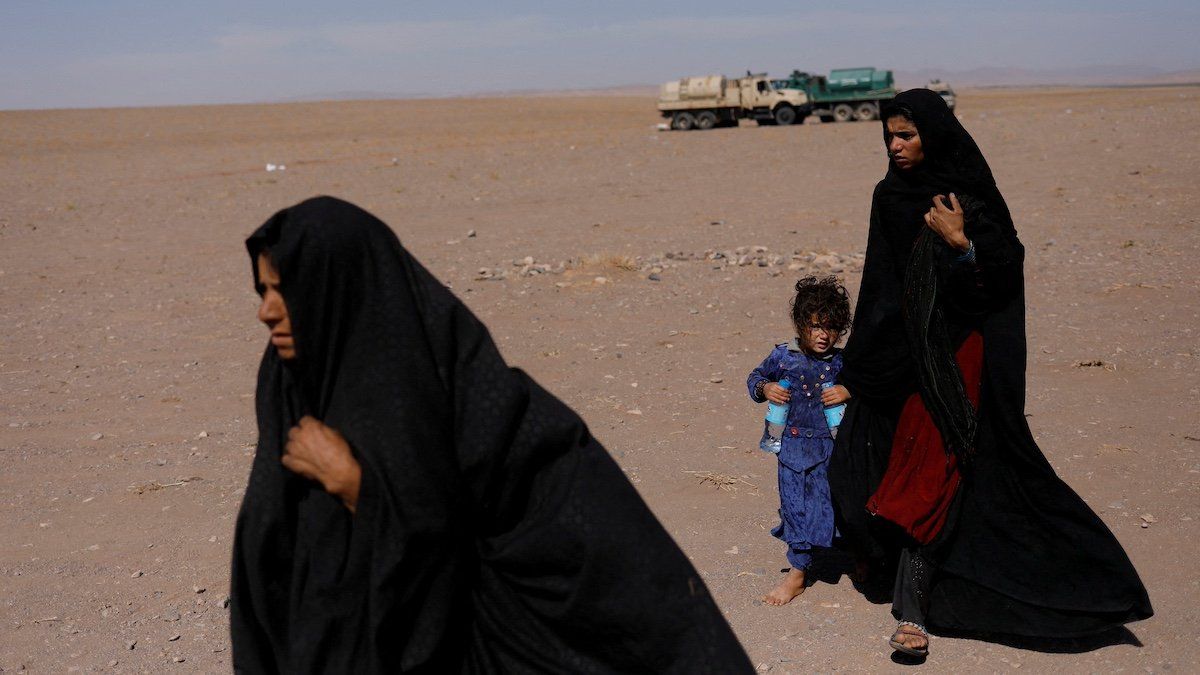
773,105 -> 797,126
695,111 -> 718,130
833,104 -> 855,123
672,112 -> 696,131
855,102 -> 879,121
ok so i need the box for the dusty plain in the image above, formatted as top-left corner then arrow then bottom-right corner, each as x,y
2,86 -> 1198,672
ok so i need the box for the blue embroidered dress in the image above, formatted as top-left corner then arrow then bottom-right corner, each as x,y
747,339 -> 842,570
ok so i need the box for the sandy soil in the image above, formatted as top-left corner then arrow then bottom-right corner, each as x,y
2,86 -> 1197,672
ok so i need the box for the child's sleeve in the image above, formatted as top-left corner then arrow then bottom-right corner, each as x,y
746,348 -> 782,403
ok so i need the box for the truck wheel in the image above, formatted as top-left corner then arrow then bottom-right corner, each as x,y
855,102 -> 879,121
695,111 -> 718,130
833,104 -> 855,123
672,112 -> 696,131
773,105 -> 797,126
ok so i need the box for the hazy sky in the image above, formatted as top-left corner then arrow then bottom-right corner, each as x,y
3,1 -> 1198,109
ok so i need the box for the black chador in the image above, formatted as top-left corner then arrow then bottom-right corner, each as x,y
829,89 -> 1152,638
230,197 -> 753,673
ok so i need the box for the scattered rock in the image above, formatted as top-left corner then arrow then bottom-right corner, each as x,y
126,640 -> 137,650
168,634 -> 181,642
173,656 -> 186,663
466,229 -> 476,238
709,376 -> 723,383
197,431 -> 208,438
193,586 -> 206,594
91,432 -> 104,441
219,596 -> 230,609
466,247 -> 863,284
130,570 -> 143,578
647,273 -> 661,281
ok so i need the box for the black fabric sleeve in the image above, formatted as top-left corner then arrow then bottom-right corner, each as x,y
939,195 -> 1024,318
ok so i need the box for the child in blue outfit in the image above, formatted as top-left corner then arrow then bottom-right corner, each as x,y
747,276 -> 852,606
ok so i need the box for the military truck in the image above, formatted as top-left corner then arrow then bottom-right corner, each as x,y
771,67 -> 897,123
926,79 -> 957,111
657,73 -> 810,130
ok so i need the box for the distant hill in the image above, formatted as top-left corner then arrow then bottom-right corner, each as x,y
276,67 -> 1199,105
896,65 -> 1200,89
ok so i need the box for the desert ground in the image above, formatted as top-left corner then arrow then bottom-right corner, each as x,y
2,85 -> 1197,672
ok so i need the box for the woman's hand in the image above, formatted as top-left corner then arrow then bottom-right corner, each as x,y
283,416 -> 362,514
821,385 -> 851,406
763,382 -> 791,404
924,193 -> 970,252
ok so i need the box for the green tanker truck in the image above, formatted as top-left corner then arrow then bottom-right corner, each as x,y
772,68 -> 957,122
771,68 -> 896,122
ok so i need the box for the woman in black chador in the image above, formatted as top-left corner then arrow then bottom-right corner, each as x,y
828,89 -> 1151,658
230,197 -> 753,673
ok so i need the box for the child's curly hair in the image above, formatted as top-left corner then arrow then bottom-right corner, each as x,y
791,275 -> 852,335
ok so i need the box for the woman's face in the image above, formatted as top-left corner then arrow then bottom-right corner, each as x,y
886,115 -> 924,170
256,253 -> 296,360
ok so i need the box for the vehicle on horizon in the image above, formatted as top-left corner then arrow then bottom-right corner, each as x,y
926,79 -> 958,111
771,67 -> 900,123
656,73 -> 810,130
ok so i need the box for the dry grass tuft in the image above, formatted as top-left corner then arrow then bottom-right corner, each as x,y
684,470 -> 757,492
574,253 -> 639,272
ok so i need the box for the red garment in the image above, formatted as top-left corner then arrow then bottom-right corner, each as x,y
867,331 -> 984,544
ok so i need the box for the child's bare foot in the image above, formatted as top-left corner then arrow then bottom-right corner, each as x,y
763,568 -> 807,606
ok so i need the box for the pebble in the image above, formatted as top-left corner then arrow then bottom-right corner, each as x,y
168,634 -> 181,642
647,273 -> 661,281
108,660 -> 118,668
219,596 -> 230,609
173,656 -> 186,663
193,586 -> 206,594
466,229 -> 476,238
709,376 -> 723,383
126,640 -> 137,650
91,433 -> 104,441
130,570 -> 143,578
197,431 -> 208,438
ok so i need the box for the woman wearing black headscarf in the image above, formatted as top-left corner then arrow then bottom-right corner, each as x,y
828,89 -> 1151,657
230,196 -> 753,673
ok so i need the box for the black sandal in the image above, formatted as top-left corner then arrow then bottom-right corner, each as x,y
888,621 -> 929,657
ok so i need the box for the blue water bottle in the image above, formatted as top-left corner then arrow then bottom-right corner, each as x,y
759,378 -> 790,454
821,381 -> 846,437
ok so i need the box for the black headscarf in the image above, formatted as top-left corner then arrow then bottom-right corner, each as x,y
831,91 -> 1151,638
230,197 -> 753,673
